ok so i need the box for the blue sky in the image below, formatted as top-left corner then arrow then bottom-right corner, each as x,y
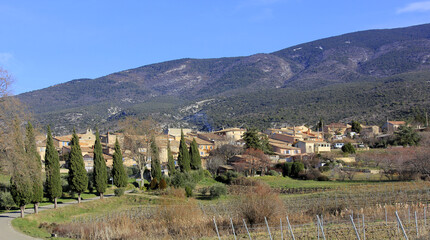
1,0 -> 430,94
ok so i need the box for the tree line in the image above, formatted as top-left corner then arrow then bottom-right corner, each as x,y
8,125 -> 129,217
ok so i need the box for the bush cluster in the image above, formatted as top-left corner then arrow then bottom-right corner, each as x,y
282,162 -> 304,178
215,171 -> 239,184
114,188 -> 125,197
209,185 -> 227,198
170,170 -> 206,197
200,185 -> 228,199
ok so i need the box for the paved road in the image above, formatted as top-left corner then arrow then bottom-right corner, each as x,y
0,194 -> 115,240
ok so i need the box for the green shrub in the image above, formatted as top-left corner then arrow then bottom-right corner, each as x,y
0,191 -> 15,210
114,188 -> 125,197
199,187 -> 208,195
191,170 -> 205,182
185,185 -> 193,197
215,171 -> 239,184
342,143 -> 356,154
87,171 -> 94,193
317,175 -> 330,181
291,162 -> 305,178
282,162 -> 293,177
203,170 -> 212,178
267,170 -> 279,176
127,166 -> 140,177
319,165 -> 330,172
209,185 -> 227,199
171,172 -> 194,188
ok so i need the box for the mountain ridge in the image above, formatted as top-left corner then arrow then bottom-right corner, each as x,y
17,23 -> 430,134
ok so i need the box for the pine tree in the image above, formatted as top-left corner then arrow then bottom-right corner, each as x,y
25,122 -> 43,214
93,129 -> 107,199
243,128 -> 262,150
167,140 -> 175,176
112,138 -> 127,188
67,129 -> 88,203
189,138 -> 202,170
45,126 -> 62,208
177,129 -> 191,172
150,137 -> 162,182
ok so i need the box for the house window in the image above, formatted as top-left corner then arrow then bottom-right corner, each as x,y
200,152 -> 204,155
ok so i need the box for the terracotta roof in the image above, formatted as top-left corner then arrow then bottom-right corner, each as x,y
269,142 -> 299,150
219,165 -> 235,170
214,128 -> 246,133
54,135 -> 72,142
298,140 -> 326,143
326,123 -> 349,128
185,137 -> 214,145
198,133 -> 225,141
388,121 -> 406,125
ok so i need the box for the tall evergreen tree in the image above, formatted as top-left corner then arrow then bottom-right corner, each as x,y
9,117 -> 33,218
10,172 -> 32,218
150,137 -> 162,182
93,129 -> 107,199
25,122 -> 43,214
167,140 -> 175,176
177,129 -> 191,172
351,120 -> 362,133
67,129 -> 88,203
243,128 -> 262,150
189,138 -> 202,170
45,126 -> 62,208
112,138 -> 127,188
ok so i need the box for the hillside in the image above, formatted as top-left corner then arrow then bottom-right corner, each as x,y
18,23 -> 430,133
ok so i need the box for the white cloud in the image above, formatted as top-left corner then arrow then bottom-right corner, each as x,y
397,1 -> 430,13
0,53 -> 13,65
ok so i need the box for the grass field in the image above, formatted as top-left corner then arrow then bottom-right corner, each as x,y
257,175 -> 377,188
1,187 -> 117,214
12,195 -> 151,239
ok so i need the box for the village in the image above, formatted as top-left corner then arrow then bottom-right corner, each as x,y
33,120 -> 412,180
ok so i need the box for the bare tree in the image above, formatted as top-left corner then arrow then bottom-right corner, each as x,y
244,148 -> 271,176
205,155 -> 225,175
0,67 -> 12,98
0,68 -> 28,173
206,144 -> 243,174
119,117 -> 159,188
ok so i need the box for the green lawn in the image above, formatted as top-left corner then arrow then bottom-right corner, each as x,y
12,194 -> 151,239
1,187 -> 118,214
257,175 -> 375,189
196,177 -> 220,188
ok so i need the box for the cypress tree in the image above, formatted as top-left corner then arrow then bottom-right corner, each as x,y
177,129 -> 191,172
68,129 -> 88,203
167,140 -> 175,176
45,126 -> 62,208
25,122 -> 43,214
112,138 -> 127,188
10,172 -> 32,218
93,129 -> 107,199
189,138 -> 202,170
150,137 -> 162,182
9,118 -> 32,218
